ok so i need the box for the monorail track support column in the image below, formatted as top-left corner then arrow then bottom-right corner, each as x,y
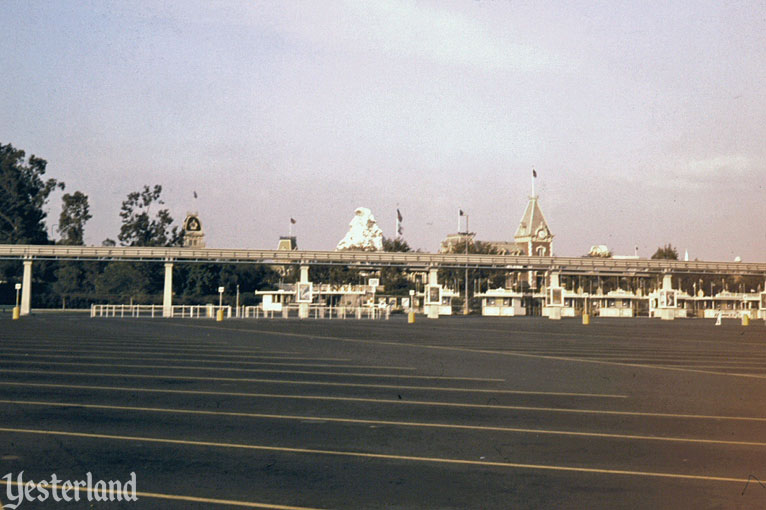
20,258 -> 32,316
163,260 -> 174,318
298,265 -> 310,319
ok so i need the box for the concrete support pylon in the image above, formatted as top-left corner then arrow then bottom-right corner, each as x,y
20,259 -> 32,316
548,271 -> 562,320
163,261 -> 174,318
660,273 -> 675,321
299,265 -> 310,319
427,268 -> 439,319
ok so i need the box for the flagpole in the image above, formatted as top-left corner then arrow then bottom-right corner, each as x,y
289,219 -> 292,237
532,168 -> 535,197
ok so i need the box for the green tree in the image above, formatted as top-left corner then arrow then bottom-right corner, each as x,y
0,143 -> 64,244
95,185 -> 183,302
380,236 -> 413,295
118,185 -> 182,247
0,143 -> 65,305
382,237 -> 412,253
53,190 -> 94,305
439,240 -> 505,311
57,191 -> 91,245
651,244 -> 679,260
94,262 -> 152,303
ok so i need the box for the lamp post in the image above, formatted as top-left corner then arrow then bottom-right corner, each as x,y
218,286 -> 224,309
15,283 -> 21,307
236,284 -> 240,318
462,213 -> 471,315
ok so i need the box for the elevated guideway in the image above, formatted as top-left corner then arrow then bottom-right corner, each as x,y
1,244 -> 764,275
3,244 -> 765,318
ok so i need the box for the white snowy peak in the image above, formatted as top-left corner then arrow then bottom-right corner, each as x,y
336,207 -> 384,251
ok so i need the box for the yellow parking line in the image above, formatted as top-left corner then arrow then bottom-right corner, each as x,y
0,480 -> 321,509
580,356 -> 766,363
660,365 -> 766,370
0,354 -> 416,370
3,382 -> 764,421
0,369 -> 622,398
0,426 -> 751,485
4,398 -> 766,448
0,361 -> 500,382
0,347 -> 344,361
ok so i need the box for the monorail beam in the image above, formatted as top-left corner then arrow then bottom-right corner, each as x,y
1,245 -> 765,277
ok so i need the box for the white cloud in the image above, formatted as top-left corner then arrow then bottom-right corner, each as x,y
336,0 -> 568,72
682,155 -> 750,180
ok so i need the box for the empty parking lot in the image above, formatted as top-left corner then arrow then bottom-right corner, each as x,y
1,315 -> 766,508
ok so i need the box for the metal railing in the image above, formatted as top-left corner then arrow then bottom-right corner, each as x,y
90,304 -> 390,320
90,304 -> 232,318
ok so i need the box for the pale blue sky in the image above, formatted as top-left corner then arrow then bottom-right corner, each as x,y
2,1 -> 764,260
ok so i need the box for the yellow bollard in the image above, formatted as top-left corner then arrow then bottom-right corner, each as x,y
408,311 -> 415,324
216,309 -> 224,322
742,314 -> 750,326
582,313 -> 590,325
12,306 -> 20,320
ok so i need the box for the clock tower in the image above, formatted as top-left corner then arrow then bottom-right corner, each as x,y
182,212 -> 206,248
513,196 -> 553,257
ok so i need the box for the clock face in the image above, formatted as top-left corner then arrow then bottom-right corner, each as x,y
186,216 -> 201,232
537,228 -> 547,239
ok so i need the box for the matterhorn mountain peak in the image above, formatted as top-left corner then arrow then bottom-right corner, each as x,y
336,207 -> 384,251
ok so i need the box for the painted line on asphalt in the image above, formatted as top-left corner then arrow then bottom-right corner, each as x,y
189,324 -> 766,380
0,375 -> 624,398
0,426 -> 752,486
4,398 -> 766,448
574,356 -> 766,363
0,354 -> 416,371
521,352 -> 766,358
0,343 -> 296,355
0,349 -> 349,361
399,321 -> 766,348
7,382 -> 763,422
0,361 -> 500,382
0,480 -> 322,509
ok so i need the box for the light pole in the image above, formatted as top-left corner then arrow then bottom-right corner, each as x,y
218,286 -> 224,309
463,213 -> 471,315
15,283 -> 21,307
236,284 -> 240,317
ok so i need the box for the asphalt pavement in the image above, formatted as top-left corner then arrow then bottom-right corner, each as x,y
1,314 -> 766,509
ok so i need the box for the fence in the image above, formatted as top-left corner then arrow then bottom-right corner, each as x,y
91,304 -> 231,318
91,304 -> 390,320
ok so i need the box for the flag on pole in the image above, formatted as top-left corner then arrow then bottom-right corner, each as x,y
532,169 -> 537,178
396,209 -> 403,236
193,191 -> 198,199
290,218 -> 296,224
459,209 -> 464,216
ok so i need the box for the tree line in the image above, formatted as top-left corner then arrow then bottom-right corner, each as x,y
0,143 -> 287,307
